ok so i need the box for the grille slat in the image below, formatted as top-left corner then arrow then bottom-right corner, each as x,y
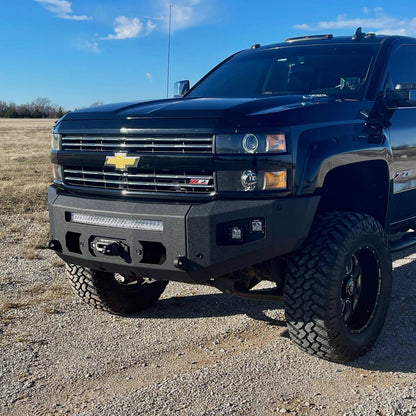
63,136 -> 213,142
63,143 -> 212,150
63,168 -> 215,195
66,177 -> 212,189
64,169 -> 212,181
62,135 -> 214,153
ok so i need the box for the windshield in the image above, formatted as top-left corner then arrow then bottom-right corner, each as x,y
187,44 -> 377,100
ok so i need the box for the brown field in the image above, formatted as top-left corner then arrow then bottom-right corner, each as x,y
0,119 -> 52,214
0,119 -> 53,256
0,119 -> 66,323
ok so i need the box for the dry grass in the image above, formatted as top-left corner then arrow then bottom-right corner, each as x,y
0,281 -> 71,323
0,119 -> 54,259
0,120 -> 72,331
0,119 -> 53,214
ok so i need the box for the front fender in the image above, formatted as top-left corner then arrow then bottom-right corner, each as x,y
293,123 -> 392,195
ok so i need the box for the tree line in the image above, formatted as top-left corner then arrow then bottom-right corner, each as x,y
0,97 -> 66,118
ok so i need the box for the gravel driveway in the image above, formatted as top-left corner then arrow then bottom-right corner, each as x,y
1,220 -> 416,416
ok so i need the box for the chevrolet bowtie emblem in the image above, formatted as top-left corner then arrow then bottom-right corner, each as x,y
104,153 -> 140,170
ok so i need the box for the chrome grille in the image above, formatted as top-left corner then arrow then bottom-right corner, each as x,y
63,167 -> 215,195
62,135 -> 213,153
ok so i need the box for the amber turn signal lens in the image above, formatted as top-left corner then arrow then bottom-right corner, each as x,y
263,170 -> 287,190
266,134 -> 286,152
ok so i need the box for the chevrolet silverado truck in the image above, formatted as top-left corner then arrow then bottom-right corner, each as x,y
48,28 -> 416,362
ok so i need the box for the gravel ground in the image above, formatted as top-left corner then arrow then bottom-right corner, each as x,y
1,217 -> 416,416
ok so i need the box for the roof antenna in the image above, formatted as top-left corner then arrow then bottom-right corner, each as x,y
352,27 -> 365,40
166,4 -> 172,98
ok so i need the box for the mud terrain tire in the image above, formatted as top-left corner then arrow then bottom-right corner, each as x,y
284,212 -> 392,362
66,264 -> 168,315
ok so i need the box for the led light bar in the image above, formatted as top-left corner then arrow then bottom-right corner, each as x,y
70,212 -> 164,232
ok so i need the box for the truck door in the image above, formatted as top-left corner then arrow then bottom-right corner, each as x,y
387,44 -> 416,226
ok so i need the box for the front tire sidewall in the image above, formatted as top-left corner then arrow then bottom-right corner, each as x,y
285,212 -> 392,362
327,230 -> 391,358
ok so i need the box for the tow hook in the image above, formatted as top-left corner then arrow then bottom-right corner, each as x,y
48,239 -> 62,253
174,256 -> 188,270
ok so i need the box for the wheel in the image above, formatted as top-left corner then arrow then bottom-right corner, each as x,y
66,264 -> 168,315
284,212 -> 392,362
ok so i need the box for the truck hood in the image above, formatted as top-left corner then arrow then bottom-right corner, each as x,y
59,95 -> 371,130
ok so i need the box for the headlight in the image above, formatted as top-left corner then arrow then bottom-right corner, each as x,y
216,133 -> 287,154
242,134 -> 259,153
51,133 -> 61,150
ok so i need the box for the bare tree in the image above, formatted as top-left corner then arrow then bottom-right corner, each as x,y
90,101 -> 104,107
0,98 -> 68,118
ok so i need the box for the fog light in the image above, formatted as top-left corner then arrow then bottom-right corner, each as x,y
230,226 -> 244,240
263,170 -> 287,190
251,219 -> 264,232
241,170 -> 257,191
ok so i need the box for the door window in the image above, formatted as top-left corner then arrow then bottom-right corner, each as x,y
388,45 -> 416,86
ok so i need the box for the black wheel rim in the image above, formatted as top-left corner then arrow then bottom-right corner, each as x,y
340,245 -> 381,332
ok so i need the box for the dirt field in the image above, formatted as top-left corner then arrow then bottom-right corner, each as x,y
1,119 -> 416,415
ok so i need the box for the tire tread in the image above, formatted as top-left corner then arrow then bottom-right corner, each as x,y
284,211 -> 391,362
66,264 -> 168,315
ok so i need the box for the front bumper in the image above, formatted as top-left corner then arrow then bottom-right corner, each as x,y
48,186 -> 319,283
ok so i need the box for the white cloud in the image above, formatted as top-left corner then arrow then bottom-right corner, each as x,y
33,0 -> 91,21
100,0 -> 214,41
171,2 -> 197,30
145,72 -> 153,82
156,0 -> 214,32
294,8 -> 416,36
77,40 -> 100,54
103,16 -> 157,40
146,20 -> 157,35
105,16 -> 143,40
294,24 -> 311,31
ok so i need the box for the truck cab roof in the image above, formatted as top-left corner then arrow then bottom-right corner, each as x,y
252,28 -> 414,50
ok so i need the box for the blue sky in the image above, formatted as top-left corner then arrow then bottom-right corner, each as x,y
2,0 -> 416,110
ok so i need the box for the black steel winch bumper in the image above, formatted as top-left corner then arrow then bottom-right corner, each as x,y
48,186 -> 319,283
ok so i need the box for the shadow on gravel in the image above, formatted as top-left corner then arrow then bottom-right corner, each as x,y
135,250 -> 416,374
352,253 -> 416,374
139,291 -> 286,327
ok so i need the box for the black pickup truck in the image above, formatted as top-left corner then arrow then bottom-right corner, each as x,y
48,28 -> 416,362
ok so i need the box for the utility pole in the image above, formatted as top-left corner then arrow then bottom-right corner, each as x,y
166,4 -> 172,99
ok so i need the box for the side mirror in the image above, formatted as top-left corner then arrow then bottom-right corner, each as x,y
174,80 -> 190,98
385,83 -> 416,108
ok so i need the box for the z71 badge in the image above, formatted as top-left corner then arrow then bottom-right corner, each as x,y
189,179 -> 210,185
394,170 -> 411,181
